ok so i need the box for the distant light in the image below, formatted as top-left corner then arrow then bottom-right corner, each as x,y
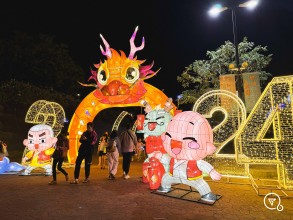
177,94 -> 183,99
239,0 -> 259,10
208,4 -> 228,17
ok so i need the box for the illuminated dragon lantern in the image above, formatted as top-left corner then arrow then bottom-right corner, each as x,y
83,26 -> 159,104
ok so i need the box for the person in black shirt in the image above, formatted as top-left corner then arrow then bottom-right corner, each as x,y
49,131 -> 69,185
70,122 -> 98,184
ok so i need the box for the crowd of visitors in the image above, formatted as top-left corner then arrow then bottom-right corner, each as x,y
45,121 -> 145,185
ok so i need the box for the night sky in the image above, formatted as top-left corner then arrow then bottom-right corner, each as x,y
1,0 -> 293,100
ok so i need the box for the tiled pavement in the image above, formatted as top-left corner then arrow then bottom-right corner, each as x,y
0,157 -> 292,220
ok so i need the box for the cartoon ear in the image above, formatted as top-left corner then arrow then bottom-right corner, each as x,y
52,137 -> 58,145
206,142 -> 216,155
23,139 -> 28,146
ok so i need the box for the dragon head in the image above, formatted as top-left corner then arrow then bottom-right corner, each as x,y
84,26 -> 159,104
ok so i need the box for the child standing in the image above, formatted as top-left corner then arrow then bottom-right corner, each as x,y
98,132 -> 108,169
107,130 -> 121,180
136,138 -> 145,161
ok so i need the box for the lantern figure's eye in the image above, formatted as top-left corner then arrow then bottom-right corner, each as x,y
125,67 -> 139,83
97,67 -> 108,85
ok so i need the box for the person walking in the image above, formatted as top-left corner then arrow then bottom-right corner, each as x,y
136,138 -> 145,161
0,140 -> 8,160
49,131 -> 69,185
70,122 -> 98,184
106,130 -> 121,180
119,123 -> 137,179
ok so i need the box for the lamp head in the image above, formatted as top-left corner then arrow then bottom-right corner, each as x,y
208,4 -> 228,17
239,0 -> 259,10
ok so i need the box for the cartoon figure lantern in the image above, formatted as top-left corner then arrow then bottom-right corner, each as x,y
142,99 -> 173,189
158,111 -> 222,203
22,124 -> 57,175
80,26 -> 159,104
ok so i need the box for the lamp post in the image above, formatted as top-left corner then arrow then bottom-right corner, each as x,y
208,0 -> 259,102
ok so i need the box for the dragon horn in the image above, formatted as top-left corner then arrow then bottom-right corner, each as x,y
99,34 -> 112,58
128,26 -> 145,59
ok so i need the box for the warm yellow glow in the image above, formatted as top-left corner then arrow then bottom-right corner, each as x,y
235,75 -> 293,189
67,83 -> 174,164
229,64 -> 235,70
25,100 -> 65,137
242,61 -> 249,68
193,90 -> 247,176
111,111 -> 132,131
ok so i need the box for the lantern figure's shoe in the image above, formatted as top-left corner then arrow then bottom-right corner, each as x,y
157,186 -> 172,193
201,192 -> 218,203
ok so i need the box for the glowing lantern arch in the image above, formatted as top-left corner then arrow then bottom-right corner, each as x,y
68,26 -> 177,163
67,83 -> 174,164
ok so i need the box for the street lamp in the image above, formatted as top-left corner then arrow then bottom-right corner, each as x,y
208,0 -> 259,101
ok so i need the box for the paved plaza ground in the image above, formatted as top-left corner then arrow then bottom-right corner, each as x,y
0,156 -> 292,220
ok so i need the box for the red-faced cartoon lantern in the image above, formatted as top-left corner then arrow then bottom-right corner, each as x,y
22,124 -> 57,175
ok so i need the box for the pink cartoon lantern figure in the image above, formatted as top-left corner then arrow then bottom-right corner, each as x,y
158,111 -> 222,203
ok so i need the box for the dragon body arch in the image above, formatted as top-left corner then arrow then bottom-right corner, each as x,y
68,27 -> 175,163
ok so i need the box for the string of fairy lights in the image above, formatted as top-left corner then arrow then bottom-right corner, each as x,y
24,100 -> 65,137
235,76 -> 293,189
193,77 -> 293,189
193,90 -> 247,176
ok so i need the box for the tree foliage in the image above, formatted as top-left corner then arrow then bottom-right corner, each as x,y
0,32 -> 85,95
0,79 -> 80,119
177,37 -> 273,104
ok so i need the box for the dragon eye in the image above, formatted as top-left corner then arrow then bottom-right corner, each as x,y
97,67 -> 108,85
125,67 -> 139,83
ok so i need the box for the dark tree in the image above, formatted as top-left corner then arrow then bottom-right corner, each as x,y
0,32 -> 85,94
